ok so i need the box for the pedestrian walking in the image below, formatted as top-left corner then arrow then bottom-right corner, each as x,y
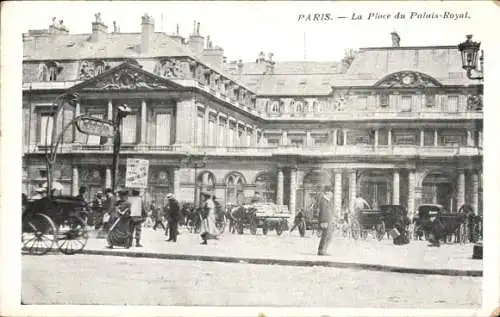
152,201 -> 166,231
128,189 -> 146,247
200,192 -> 219,245
317,186 -> 334,256
165,193 -> 181,242
106,189 -> 132,249
102,188 -> 117,232
92,191 -> 105,229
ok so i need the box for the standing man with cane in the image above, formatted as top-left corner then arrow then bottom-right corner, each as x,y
317,186 -> 334,256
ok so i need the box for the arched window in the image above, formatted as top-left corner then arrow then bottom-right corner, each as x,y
197,171 -> 216,205
225,173 -> 246,205
271,101 -> 280,113
254,172 -> 276,203
295,101 -> 304,113
94,60 -> 106,76
289,100 -> 295,113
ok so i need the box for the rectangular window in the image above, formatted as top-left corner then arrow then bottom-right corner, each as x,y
379,94 -> 389,107
378,129 -> 388,146
393,130 -> 418,145
425,94 -> 436,108
39,114 -> 53,144
424,129 -> 434,146
219,120 -> 226,146
155,113 -> 172,146
290,138 -> 304,146
313,136 -> 328,145
400,95 -> 412,112
196,115 -> 204,146
267,138 -> 280,146
228,125 -> 235,147
447,95 -> 459,112
121,114 -> 137,144
208,120 -> 215,146
358,96 -> 368,110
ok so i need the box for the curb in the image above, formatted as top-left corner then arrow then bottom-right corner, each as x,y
80,248 -> 483,277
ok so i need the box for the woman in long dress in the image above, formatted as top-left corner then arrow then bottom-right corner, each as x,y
106,190 -> 132,249
200,192 -> 219,245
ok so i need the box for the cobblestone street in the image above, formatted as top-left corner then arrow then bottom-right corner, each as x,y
22,254 -> 481,307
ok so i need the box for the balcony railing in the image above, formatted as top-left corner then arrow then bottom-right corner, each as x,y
266,111 -> 483,121
24,143 -> 482,157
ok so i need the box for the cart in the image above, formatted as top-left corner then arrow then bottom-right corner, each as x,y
22,195 -> 90,255
350,209 -> 386,241
231,203 -> 290,235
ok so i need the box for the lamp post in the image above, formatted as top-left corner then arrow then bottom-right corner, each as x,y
180,153 -> 208,207
458,35 -> 484,81
457,35 -> 483,259
111,104 -> 131,191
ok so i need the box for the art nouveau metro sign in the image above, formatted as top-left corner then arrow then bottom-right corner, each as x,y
75,115 -> 115,138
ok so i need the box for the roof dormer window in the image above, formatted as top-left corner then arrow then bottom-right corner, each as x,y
38,61 -> 62,81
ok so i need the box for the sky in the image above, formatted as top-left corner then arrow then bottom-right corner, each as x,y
11,1 -> 492,62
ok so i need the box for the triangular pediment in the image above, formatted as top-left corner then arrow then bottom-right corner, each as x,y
374,71 -> 442,88
70,62 -> 184,91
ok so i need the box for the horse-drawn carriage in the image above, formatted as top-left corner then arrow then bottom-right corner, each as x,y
412,204 -> 471,244
22,194 -> 90,255
229,203 -> 291,236
350,205 -> 411,241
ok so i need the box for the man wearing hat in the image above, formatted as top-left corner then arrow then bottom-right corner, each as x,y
164,193 -> 181,242
128,189 -> 146,247
317,186 -> 334,256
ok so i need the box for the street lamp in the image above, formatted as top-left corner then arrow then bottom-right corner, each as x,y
180,153 -> 208,207
111,104 -> 131,191
458,35 -> 484,81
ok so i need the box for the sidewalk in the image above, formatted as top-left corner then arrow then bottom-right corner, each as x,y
83,227 -> 483,277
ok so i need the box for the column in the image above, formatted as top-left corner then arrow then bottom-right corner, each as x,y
342,129 -> 347,146
107,100 -> 113,120
467,130 -> 474,146
348,170 -> 357,212
276,168 -> 284,205
71,167 -> 79,196
289,168 -> 297,218
420,129 -> 425,147
393,170 -> 400,205
253,127 -> 258,147
333,170 -> 343,217
215,114 -> 220,146
204,107 -> 209,145
226,119 -> 230,147
432,184 -> 438,204
457,170 -> 466,211
332,129 -> 338,146
73,102 -> 81,142
434,129 -> 439,147
374,129 -> 379,148
388,129 -> 392,147
478,130 -> 483,147
408,170 -> 416,218
140,100 -> 147,144
244,125 -> 248,146
235,121 -> 240,146
105,167 -> 112,189
471,171 -> 479,214
173,168 -> 181,198
306,130 -> 312,146
281,131 -> 288,146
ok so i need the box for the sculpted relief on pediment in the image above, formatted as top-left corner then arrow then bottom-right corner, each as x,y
375,71 -> 442,88
83,66 -> 171,90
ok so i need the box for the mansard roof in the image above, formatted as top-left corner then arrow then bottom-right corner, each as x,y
23,32 -> 195,61
236,45 -> 471,96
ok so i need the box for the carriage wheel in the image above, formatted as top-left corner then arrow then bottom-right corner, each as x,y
262,222 -> 269,235
216,216 -> 226,234
237,222 -> 244,235
56,216 -> 88,255
298,220 -> 306,237
375,222 -> 386,241
22,213 -> 57,255
351,220 -> 361,240
276,222 -> 284,236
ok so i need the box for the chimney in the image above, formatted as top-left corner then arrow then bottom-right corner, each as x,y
91,13 -> 108,42
141,14 -> 155,53
188,21 -> 204,54
265,53 -> 275,74
391,31 -> 400,47
169,24 -> 185,45
48,17 -> 69,35
112,21 -> 121,33
203,35 -> 224,67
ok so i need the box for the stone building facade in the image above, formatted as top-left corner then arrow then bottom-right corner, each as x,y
22,14 -> 483,218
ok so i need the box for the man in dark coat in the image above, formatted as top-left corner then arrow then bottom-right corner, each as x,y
165,193 -> 181,242
317,186 -> 334,256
